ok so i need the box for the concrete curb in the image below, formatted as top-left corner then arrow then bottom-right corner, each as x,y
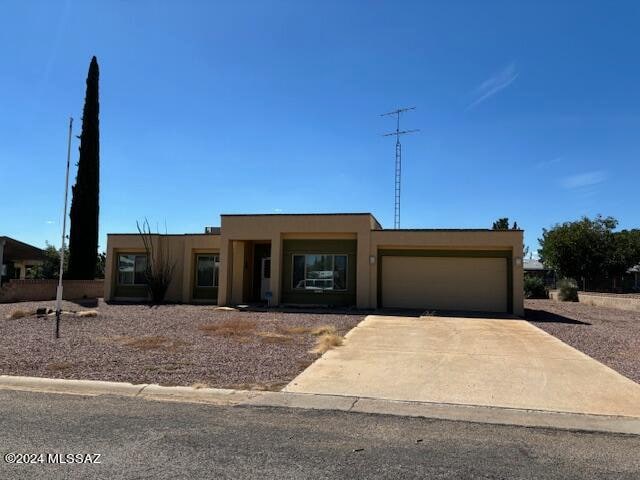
1,375 -> 638,435
138,384 -> 261,404
0,375 -> 258,405
351,398 -> 640,435
244,391 -> 640,435
0,375 -> 146,397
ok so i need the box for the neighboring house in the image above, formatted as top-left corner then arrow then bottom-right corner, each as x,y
105,213 -> 525,315
629,265 -> 640,291
0,236 -> 46,284
523,258 -> 556,287
524,258 -> 638,292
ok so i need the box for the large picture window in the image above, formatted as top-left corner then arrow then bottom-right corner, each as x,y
196,254 -> 219,287
292,254 -> 347,291
118,254 -> 147,285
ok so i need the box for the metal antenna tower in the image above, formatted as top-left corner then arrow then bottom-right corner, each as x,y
381,107 -> 419,229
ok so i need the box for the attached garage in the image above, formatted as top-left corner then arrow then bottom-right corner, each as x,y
379,250 -> 512,313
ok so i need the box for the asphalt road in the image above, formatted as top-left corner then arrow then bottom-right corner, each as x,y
0,390 -> 638,479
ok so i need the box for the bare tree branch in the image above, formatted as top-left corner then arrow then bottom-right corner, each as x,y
136,218 -> 176,303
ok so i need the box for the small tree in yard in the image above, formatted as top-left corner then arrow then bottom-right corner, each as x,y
30,243 -> 105,280
137,219 -> 176,303
557,278 -> 579,302
524,276 -> 548,299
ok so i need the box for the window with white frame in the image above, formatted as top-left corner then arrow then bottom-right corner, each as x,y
196,254 -> 219,287
118,254 -> 147,285
292,254 -> 347,291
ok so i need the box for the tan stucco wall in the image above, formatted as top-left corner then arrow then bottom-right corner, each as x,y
219,214 -> 374,308
105,215 -> 524,316
0,279 -> 103,303
105,234 -> 220,302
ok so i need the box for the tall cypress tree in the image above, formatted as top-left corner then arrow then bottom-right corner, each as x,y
68,56 -> 100,279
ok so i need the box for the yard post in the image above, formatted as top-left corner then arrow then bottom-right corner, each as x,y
0,238 -> 5,287
56,117 -> 73,338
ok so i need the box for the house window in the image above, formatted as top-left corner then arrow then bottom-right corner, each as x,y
118,254 -> 147,285
292,254 -> 347,291
263,258 -> 271,279
196,254 -> 219,287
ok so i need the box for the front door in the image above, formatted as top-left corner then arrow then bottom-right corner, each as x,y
260,257 -> 271,300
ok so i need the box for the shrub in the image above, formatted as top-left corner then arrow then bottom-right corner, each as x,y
311,325 -> 336,336
524,276 -> 549,299
557,278 -> 579,302
310,333 -> 343,354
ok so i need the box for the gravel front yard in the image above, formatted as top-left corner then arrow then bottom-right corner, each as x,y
0,300 -> 364,389
525,299 -> 640,384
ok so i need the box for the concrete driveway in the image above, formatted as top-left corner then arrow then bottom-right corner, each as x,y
285,315 -> 640,417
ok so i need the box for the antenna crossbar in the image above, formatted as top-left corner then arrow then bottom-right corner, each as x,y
380,107 -> 418,229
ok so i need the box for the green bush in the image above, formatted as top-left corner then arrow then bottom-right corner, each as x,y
557,278 -> 579,302
524,276 -> 549,299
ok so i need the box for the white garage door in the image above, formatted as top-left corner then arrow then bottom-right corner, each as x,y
381,256 -> 508,313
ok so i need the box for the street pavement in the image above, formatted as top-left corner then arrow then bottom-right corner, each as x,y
0,389 -> 638,479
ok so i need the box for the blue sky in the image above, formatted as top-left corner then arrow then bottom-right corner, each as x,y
1,1 -> 639,255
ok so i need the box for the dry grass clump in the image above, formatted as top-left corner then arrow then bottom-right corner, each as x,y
311,325 -> 336,336
116,335 -> 187,351
123,336 -> 169,350
6,309 -> 32,320
257,331 -> 293,344
310,333 -> 344,354
47,361 -> 73,371
77,310 -> 98,318
278,325 -> 313,335
199,319 -> 257,337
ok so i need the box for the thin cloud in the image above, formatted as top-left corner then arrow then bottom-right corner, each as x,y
536,157 -> 563,169
467,63 -> 519,110
561,171 -> 607,189
45,220 -> 55,224
39,0 -> 72,96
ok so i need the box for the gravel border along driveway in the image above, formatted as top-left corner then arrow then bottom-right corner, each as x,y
0,300 -> 364,389
526,299 -> 640,384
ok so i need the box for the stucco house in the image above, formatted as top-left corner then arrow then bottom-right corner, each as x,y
629,264 -> 640,291
0,236 -> 46,284
524,258 -> 556,287
105,213 -> 524,316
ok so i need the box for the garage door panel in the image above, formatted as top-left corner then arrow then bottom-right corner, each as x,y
381,256 -> 508,312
